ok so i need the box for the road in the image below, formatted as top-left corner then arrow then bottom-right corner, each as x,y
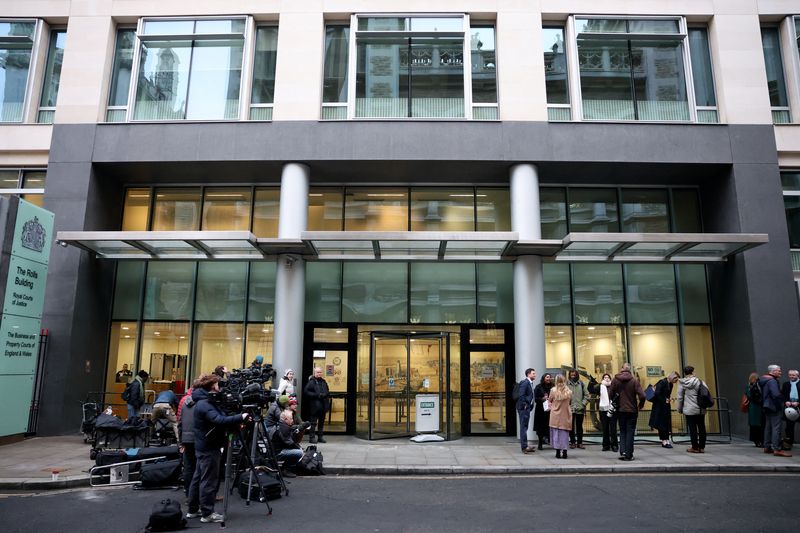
0,474 -> 795,532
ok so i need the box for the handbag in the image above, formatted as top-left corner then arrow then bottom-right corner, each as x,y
542,399 -> 550,412
645,384 -> 656,402
739,394 -> 750,413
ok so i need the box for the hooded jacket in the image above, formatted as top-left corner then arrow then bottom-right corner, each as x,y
567,377 -> 588,413
609,370 -> 645,413
676,375 -> 704,416
191,388 -> 243,453
758,374 -> 783,414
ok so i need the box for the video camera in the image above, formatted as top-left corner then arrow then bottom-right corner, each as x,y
213,364 -> 279,414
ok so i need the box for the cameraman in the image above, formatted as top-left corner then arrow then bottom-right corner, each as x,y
271,410 -> 303,478
186,374 -> 250,524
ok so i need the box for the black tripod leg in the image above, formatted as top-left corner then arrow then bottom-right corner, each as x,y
221,433 -> 235,528
258,420 -> 288,496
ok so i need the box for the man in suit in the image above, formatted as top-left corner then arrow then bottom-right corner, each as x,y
781,369 -> 799,448
516,368 -> 537,454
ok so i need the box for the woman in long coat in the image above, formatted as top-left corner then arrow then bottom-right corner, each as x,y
548,374 -> 573,459
746,372 -> 763,447
648,372 -> 679,448
533,373 -> 554,449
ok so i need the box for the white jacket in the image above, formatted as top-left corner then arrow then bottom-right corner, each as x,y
676,376 -> 704,416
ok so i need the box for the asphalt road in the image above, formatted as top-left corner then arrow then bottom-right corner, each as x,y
0,474 -> 795,532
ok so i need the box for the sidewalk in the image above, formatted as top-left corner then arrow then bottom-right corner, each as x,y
1,434 -> 798,490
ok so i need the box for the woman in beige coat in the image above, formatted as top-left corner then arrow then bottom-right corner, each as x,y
549,374 -> 573,459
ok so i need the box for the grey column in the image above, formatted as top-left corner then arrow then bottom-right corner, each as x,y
272,163 -> 309,390
510,164 -> 545,441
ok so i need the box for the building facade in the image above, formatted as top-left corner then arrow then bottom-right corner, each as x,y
1,1 -> 799,440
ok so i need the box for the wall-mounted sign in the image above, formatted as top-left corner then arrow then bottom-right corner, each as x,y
313,350 -> 326,359
646,366 -> 663,377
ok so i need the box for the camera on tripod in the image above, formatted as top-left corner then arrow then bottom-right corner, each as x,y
213,364 -> 279,414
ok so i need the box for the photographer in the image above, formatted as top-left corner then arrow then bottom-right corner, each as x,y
304,367 -> 330,444
271,410 -> 303,478
186,374 -> 250,524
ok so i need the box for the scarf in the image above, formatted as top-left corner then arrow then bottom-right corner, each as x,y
599,378 -> 611,410
791,380 -> 799,402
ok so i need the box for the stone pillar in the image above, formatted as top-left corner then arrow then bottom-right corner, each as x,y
272,163 -> 309,392
510,163 -> 545,443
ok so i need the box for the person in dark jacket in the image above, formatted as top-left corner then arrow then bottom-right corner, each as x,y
609,362 -> 645,461
745,372 -> 763,447
271,410 -> 304,477
648,372 -> 678,448
178,381 -> 198,496
533,373 -> 553,450
781,369 -> 799,448
125,370 -> 148,419
588,373 -> 617,452
566,369 -> 588,449
515,368 -> 536,454
759,365 -> 790,457
186,374 -> 250,523
304,366 -> 331,444
152,383 -> 180,442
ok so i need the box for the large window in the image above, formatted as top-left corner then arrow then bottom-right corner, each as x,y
106,28 -> 136,122
37,29 -> 66,123
0,168 -> 46,207
761,26 -> 791,124
0,20 -> 36,122
687,27 -> 718,123
321,24 -> 350,120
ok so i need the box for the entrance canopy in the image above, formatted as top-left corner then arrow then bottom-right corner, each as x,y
55,230 -> 768,263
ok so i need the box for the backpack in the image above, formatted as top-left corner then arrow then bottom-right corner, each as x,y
145,499 -> 186,532
749,382 -> 763,406
511,381 -> 522,402
121,381 -> 133,402
297,445 -> 325,476
697,381 -> 715,409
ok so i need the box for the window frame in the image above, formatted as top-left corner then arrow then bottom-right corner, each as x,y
0,18 -> 47,124
248,23 -> 278,121
105,26 -> 137,122
124,15 -> 254,123
36,26 -> 66,124
0,168 -> 46,202
567,14 -> 698,124
543,23 -> 572,121
761,23 -> 791,123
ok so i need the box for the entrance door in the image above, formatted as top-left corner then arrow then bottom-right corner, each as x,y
369,331 -> 450,440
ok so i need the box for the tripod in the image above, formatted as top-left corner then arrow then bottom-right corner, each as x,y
232,406 -> 289,499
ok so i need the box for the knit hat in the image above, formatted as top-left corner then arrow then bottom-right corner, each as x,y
278,395 -> 289,407
254,355 -> 264,364
284,368 -> 294,378
288,398 -> 298,406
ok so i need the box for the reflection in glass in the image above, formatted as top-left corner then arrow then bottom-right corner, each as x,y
469,351 -> 505,433
543,263 -> 571,324
543,27 -> 569,104
194,323 -> 243,376
621,189 -> 669,232
313,328 -> 348,343
245,324 -> 273,367
678,264 -> 709,323
248,262 -> 276,322
0,170 -> 18,188
469,329 -> 504,344
113,261 -> 145,319
672,189 -> 702,232
305,262 -> 342,322
109,29 -> 136,106
195,262 -> 247,321
568,188 -> 619,232
576,325 -> 626,379
688,28 -> 716,107
140,322 -> 189,384
578,38 -> 633,120
252,27 -> 278,104
22,171 -> 45,188
202,187 -> 251,231
185,40 -> 243,119
152,188 -> 201,230
252,188 -> 280,237
344,188 -> 408,231
761,27 -> 788,108
143,262 -> 195,320
477,263 -> 513,323
134,40 -> 192,119
629,325 -> 680,390
625,264 -> 677,323
476,188 -> 510,231
684,326 -> 716,398
572,264 -> 624,324
0,24 -> 33,122
323,25 -> 349,103
39,30 -> 66,108
540,188 -> 567,239
546,326 -> 573,370
470,26 -> 497,103
411,188 -> 474,231
106,322 -> 139,416
410,263 -> 476,323
631,40 -> 688,121
308,188 -> 343,231
342,263 -> 407,323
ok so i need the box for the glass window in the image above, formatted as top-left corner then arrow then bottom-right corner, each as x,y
202,187 -> 251,231
781,171 -> 800,192
688,28 -> 716,107
194,262 -> 247,321
323,25 -> 349,103
140,322 -> 190,385
152,188 -> 201,230
21,171 -> 45,189
248,261 -> 277,322
0,169 -> 20,188
471,25 -> 496,104
112,261 -> 145,320
194,323 -> 243,376
410,263 -> 476,324
546,326 -> 573,370
251,26 -> 278,105
625,264 -> 678,324
106,322 -> 139,416
122,188 -> 151,230
672,189 -> 702,232
245,324 -> 273,367
760,27 -> 789,108
477,263 -> 513,324
621,189 -> 669,232
313,328 -> 349,343
468,350 -> 505,433
576,325 -> 626,379
305,262 -> 342,323
677,264 -> 709,323
543,263 -> 571,324
344,188 -> 408,231
39,30 -> 66,108
143,262 -> 196,320
0,20 -> 35,122
252,187 -> 280,237
308,188 -> 343,231
108,29 -> 136,107
684,325 -> 716,395
572,263 -> 625,324
629,325 -> 681,390
543,26 -> 569,104
476,188 -> 510,231
410,188 -> 474,231
469,328 -> 505,344
540,188 -> 567,239
342,262 -> 408,323
568,188 -> 619,232
785,196 -> 800,248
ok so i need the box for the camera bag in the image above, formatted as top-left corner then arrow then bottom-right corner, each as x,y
238,470 -> 282,500
140,459 -> 182,488
297,445 -> 325,475
145,498 -> 186,532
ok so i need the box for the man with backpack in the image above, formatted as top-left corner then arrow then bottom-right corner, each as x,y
515,368 -> 536,454
122,370 -> 148,419
759,364 -> 791,457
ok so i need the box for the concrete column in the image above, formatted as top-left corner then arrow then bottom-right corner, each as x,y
272,163 -> 309,390
510,164 -> 545,443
